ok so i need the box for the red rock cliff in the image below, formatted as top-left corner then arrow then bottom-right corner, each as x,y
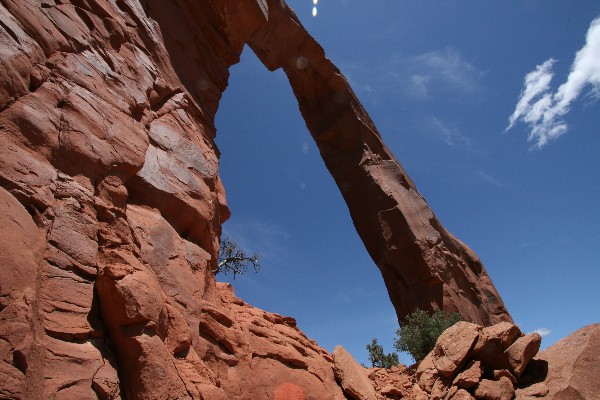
0,0 -> 510,398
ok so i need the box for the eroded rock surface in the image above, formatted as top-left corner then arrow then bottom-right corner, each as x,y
0,0 -> 345,398
1,0 -> 514,398
527,324 -> 600,399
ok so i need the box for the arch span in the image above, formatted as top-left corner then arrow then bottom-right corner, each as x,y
245,0 -> 512,326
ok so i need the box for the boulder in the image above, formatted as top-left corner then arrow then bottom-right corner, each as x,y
533,324 -> 600,399
492,369 -> 516,385
472,322 -> 520,368
447,387 -> 476,400
333,346 -> 378,400
506,333 -> 541,377
416,352 -> 439,393
473,377 -> 514,400
380,384 -> 403,397
432,322 -> 481,378
453,360 -> 483,389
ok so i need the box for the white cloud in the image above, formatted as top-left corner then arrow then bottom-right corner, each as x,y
532,328 -> 552,337
507,59 -> 556,130
506,16 -> 600,148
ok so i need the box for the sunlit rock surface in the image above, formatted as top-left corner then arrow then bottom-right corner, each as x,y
0,0 -> 514,398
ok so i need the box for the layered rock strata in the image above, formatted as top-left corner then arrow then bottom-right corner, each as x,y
1,0 -> 512,398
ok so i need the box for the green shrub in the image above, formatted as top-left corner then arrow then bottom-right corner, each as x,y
366,338 -> 399,368
393,308 -> 462,362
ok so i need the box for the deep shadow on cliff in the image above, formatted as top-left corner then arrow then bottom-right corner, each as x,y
0,0 -> 597,399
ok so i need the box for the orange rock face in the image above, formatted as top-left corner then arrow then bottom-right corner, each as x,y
0,0 -> 344,398
1,0 -> 512,398
531,324 -> 600,399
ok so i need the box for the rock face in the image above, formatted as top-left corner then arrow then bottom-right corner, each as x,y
528,323 -> 600,399
0,0 -> 345,398
0,0 -> 512,398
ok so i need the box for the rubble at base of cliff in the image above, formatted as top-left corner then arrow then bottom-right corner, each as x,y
335,322 -> 599,400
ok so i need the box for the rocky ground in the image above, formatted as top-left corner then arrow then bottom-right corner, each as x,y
334,323 -> 600,400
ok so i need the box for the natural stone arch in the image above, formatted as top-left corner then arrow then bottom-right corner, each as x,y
242,0 -> 512,326
0,0 -> 512,398
137,0 -> 511,325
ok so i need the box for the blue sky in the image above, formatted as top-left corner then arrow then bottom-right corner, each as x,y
215,1 -> 600,365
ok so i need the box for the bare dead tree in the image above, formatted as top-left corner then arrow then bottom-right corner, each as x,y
213,236 -> 260,278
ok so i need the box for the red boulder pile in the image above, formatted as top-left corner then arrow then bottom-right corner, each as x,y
414,321 -> 543,400
367,364 -> 416,399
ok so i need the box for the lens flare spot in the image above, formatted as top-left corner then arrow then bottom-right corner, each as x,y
312,6 -> 317,17
313,0 -> 318,4
295,56 -> 308,70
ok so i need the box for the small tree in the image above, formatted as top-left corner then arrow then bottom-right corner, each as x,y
366,338 -> 399,368
394,308 -> 462,362
213,236 -> 260,278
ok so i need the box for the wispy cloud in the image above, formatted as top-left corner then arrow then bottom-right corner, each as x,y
474,171 -> 506,188
506,16 -> 600,148
333,292 -> 352,304
222,219 -> 291,262
532,328 -> 552,337
428,116 -> 472,147
341,47 -> 484,103
410,74 -> 430,99
340,48 -> 483,151
412,47 -> 484,95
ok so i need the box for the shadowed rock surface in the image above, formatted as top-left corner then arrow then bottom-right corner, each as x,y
1,0 -> 517,398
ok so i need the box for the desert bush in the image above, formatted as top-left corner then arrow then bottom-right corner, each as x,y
393,308 -> 462,362
366,338 -> 399,368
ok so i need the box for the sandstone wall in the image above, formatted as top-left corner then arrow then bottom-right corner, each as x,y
0,0 -> 344,398
0,0 -> 510,398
